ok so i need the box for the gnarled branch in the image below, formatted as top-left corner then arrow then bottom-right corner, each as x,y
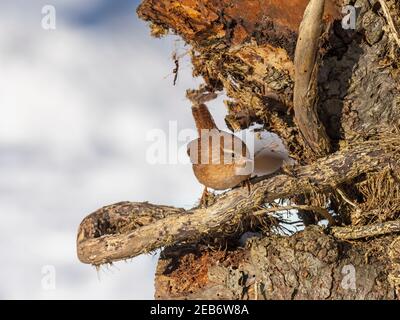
294,0 -> 331,157
332,219 -> 400,240
77,137 -> 400,265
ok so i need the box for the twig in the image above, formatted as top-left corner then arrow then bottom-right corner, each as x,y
378,0 -> 400,49
336,188 -> 358,208
332,219 -> 400,240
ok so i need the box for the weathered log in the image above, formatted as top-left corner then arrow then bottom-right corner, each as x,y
77,136 -> 400,265
73,0 -> 400,300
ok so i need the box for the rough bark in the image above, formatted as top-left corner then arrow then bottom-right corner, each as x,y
137,0 -> 400,160
155,226 -> 399,299
77,136 -> 400,264
76,0 -> 400,299
137,0 -> 344,162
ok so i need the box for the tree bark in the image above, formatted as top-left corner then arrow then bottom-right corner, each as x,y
154,226 -> 399,299
77,137 -> 400,265
76,0 -> 400,299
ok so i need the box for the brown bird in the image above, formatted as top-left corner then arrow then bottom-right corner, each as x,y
187,104 -> 253,204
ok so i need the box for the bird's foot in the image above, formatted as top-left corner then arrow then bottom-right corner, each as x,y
241,178 -> 252,195
199,187 -> 215,208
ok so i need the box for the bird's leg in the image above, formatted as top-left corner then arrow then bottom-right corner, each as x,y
200,187 -> 211,207
240,178 -> 252,195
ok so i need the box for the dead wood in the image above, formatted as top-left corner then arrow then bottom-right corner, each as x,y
77,136 -> 400,265
76,0 -> 400,299
154,226 -> 399,299
332,218 -> 400,240
293,0 -> 332,157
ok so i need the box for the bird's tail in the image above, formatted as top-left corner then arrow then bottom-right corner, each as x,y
192,104 -> 218,134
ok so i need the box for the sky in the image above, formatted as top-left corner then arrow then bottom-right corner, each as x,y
0,0 -> 237,299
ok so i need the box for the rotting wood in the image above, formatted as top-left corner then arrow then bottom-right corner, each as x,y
77,137 -> 400,265
75,0 -> 400,299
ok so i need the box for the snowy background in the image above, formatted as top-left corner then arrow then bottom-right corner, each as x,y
0,0 -> 232,299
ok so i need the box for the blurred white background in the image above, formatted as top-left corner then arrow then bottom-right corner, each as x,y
0,0 -> 231,299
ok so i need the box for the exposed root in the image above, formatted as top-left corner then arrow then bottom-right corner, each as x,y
354,168 -> 400,224
332,219 -> 400,240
